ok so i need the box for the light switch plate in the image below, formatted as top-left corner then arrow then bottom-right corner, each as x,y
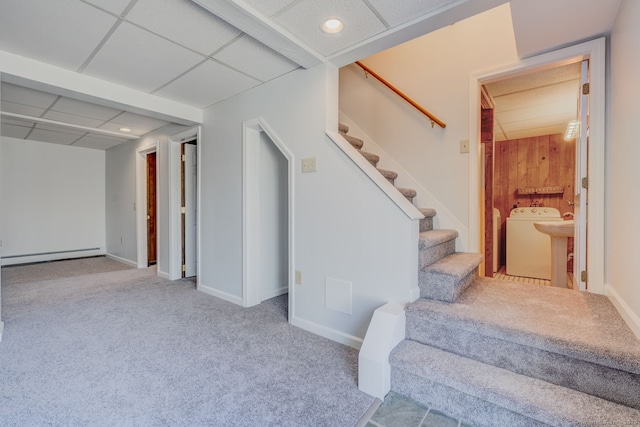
460,139 -> 469,154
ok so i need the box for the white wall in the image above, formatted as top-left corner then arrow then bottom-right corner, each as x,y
201,64 -> 419,346
258,131 -> 288,300
608,0 -> 640,336
105,124 -> 188,274
1,137 -> 105,265
339,4 -> 518,250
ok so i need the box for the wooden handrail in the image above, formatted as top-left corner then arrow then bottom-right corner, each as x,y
355,61 -> 446,129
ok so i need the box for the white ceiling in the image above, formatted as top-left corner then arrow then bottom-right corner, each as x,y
0,0 -> 624,150
484,62 -> 582,141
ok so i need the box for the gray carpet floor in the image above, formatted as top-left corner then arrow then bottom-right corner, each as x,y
0,265 -> 374,426
1,256 -> 132,285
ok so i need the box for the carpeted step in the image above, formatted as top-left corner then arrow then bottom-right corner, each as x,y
377,168 -> 397,184
418,229 -> 458,269
359,150 -> 380,167
343,134 -> 364,150
338,123 -> 349,134
418,252 -> 482,302
405,278 -> 640,410
419,208 -> 437,232
397,187 -> 416,202
390,340 -> 640,427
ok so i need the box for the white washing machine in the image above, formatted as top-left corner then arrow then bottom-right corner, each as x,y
506,207 -> 562,280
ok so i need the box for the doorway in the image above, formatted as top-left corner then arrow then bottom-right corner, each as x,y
136,143 -> 158,270
147,152 -> 157,266
181,141 -> 197,278
168,127 -> 200,281
243,118 -> 294,320
481,61 -> 581,286
469,38 -> 605,295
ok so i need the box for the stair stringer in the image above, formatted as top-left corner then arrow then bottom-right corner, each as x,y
338,112 -> 469,251
326,130 -> 423,221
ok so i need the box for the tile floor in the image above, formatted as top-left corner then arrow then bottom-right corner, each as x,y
365,392 -> 474,427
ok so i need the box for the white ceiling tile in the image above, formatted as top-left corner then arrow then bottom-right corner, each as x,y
1,83 -> 59,108
127,0 -> 242,55
0,0 -> 117,71
502,126 -> 567,141
486,63 -> 581,97
73,134 -> 126,150
108,112 -> 170,135
244,0 -> 298,16
51,97 -> 122,121
28,128 -> 81,145
35,123 -> 87,135
275,0 -> 387,56
154,60 -> 260,108
2,117 -> 36,127
82,0 -> 133,16
1,123 -> 32,139
43,110 -> 107,128
82,22 -> 204,92
493,81 -> 580,113
214,36 -> 299,82
1,101 -> 47,117
366,0 -> 459,27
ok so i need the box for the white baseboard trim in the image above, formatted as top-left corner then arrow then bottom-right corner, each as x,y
291,315 -> 363,350
261,286 -> 288,301
197,284 -> 243,306
605,283 -> 640,339
0,321 -> 4,342
157,270 -> 170,279
2,248 -> 105,266
105,254 -> 137,268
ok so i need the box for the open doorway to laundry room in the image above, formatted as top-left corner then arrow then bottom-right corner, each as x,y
243,119 -> 294,322
478,56 -> 591,291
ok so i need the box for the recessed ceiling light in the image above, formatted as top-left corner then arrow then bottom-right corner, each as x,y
322,18 -> 344,34
119,127 -> 132,132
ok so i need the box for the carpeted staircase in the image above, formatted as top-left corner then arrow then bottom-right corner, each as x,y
342,123 -> 640,426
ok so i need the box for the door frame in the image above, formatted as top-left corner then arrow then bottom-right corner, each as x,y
136,142 -> 159,270
468,37 -> 606,294
242,117 -> 294,317
168,126 -> 201,281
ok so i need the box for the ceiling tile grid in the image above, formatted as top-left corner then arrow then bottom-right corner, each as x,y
50,98 -> 123,121
245,0 -> 299,17
81,0 -> 133,16
0,0 -> 118,71
81,22 -> 206,93
126,0 -> 242,56
213,36 -> 299,82
1,101 -> 47,118
154,60 -> 261,108
365,0 -> 460,28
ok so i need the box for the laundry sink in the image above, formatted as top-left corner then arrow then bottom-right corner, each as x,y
533,220 -> 574,238
534,220 -> 574,288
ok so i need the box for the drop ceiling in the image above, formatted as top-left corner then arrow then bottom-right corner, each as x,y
484,62 -> 582,142
0,0 -> 624,150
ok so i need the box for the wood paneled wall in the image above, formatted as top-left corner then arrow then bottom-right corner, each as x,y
493,133 -> 575,265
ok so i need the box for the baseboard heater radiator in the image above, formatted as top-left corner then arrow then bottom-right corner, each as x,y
3,248 -> 102,259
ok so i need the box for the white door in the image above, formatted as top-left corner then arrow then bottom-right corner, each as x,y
184,143 -> 197,278
574,60 -> 589,291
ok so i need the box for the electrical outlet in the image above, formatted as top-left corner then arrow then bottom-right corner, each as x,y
302,157 -> 317,173
295,270 -> 303,285
460,139 -> 469,154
